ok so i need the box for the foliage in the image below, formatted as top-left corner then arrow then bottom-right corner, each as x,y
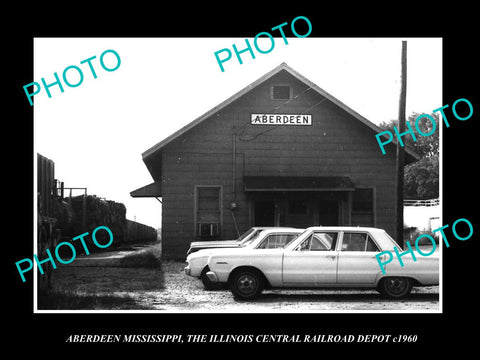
378,113 -> 439,200
404,154 -> 439,199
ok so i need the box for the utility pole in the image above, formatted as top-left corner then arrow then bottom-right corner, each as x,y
396,41 -> 407,248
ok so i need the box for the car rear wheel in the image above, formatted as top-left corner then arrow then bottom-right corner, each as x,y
378,277 -> 413,299
229,269 -> 263,301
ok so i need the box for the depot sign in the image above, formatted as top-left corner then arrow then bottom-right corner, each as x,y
251,114 -> 312,125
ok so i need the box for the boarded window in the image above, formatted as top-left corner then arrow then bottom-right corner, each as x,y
272,85 -> 291,100
351,188 -> 374,227
195,186 -> 221,239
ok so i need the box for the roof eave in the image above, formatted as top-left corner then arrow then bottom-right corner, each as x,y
141,62 -> 419,162
141,63 -> 296,160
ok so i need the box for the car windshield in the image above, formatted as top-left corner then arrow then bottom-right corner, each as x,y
240,231 -> 264,247
237,228 -> 257,241
255,233 -> 300,249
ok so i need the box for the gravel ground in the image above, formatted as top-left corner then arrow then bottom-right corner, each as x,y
50,242 -> 440,312
133,261 -> 440,312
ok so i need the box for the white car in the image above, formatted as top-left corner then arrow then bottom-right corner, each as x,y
203,226 -> 439,300
185,228 -> 303,289
187,227 -> 278,255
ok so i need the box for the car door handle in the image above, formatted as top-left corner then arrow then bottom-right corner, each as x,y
326,255 -> 337,260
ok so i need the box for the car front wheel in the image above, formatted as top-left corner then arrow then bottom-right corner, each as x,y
229,269 -> 263,301
378,277 -> 413,299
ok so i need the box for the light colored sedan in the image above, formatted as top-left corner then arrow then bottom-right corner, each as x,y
187,227 -> 277,255
185,228 -> 303,290
203,226 -> 439,300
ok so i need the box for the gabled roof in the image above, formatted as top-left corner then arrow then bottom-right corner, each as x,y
142,62 -> 419,161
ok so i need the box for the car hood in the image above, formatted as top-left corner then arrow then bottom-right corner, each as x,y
189,240 -> 240,248
189,246 -> 250,259
205,247 -> 284,258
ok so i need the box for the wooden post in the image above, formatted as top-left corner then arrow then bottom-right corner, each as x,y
397,41 -> 407,248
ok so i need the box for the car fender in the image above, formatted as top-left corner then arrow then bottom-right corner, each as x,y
207,250 -> 284,286
378,254 -> 439,286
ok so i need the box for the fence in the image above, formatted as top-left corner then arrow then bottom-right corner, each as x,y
404,198 -> 439,207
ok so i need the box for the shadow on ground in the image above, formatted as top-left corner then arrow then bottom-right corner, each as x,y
37,243 -> 164,310
251,291 -> 439,303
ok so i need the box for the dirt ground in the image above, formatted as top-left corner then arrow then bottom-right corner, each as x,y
134,262 -> 440,312
45,242 -> 440,312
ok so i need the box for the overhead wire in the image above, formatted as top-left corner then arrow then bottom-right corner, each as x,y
233,85 -> 314,139
237,91 -> 330,141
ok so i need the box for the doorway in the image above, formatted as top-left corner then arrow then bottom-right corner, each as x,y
253,200 -> 275,226
317,199 -> 339,225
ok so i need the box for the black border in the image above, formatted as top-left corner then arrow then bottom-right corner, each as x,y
7,6 -> 479,352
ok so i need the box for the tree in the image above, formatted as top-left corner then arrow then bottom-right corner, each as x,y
404,154 -> 439,199
378,113 -> 439,199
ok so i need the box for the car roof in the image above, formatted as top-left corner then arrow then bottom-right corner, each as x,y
252,226 -> 298,230
284,226 -> 394,251
304,226 -> 385,232
257,227 -> 304,234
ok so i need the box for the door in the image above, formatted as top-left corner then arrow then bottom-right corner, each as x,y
253,200 -> 275,226
282,231 -> 339,285
336,231 -> 382,284
317,199 -> 339,225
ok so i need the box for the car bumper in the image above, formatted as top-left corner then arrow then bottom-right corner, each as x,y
206,271 -> 219,283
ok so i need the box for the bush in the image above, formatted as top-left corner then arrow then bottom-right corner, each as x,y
118,249 -> 162,268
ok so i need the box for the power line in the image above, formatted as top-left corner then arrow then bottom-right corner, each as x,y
237,97 -> 329,141
233,86 -> 314,138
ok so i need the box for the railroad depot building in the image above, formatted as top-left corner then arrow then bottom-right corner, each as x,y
131,63 -> 418,259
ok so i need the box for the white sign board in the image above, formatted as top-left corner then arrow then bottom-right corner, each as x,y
251,114 -> 312,126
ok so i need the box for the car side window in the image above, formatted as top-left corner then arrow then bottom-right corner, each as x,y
298,232 -> 338,251
341,233 -> 380,252
257,234 -> 298,249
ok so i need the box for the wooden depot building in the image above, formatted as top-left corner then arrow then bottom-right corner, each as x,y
131,63 -> 418,259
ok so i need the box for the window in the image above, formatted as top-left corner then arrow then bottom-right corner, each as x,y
297,232 -> 338,251
352,188 -> 374,226
195,186 -> 222,239
341,232 -> 379,252
271,85 -> 291,100
257,233 -> 298,249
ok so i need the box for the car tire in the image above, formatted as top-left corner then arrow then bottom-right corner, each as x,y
229,268 -> 263,301
200,267 -> 222,291
378,277 -> 413,299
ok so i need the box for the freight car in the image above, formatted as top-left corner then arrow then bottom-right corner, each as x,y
37,154 -> 158,290
37,154 -> 72,290
66,194 -> 127,244
64,195 -> 158,245
126,219 -> 158,244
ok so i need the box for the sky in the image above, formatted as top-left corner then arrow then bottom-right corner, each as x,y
33,37 -> 442,230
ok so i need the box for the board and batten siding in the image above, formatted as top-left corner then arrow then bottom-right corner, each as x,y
159,69 -> 397,258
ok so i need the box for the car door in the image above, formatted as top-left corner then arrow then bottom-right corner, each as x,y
336,231 -> 382,284
282,231 -> 339,286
